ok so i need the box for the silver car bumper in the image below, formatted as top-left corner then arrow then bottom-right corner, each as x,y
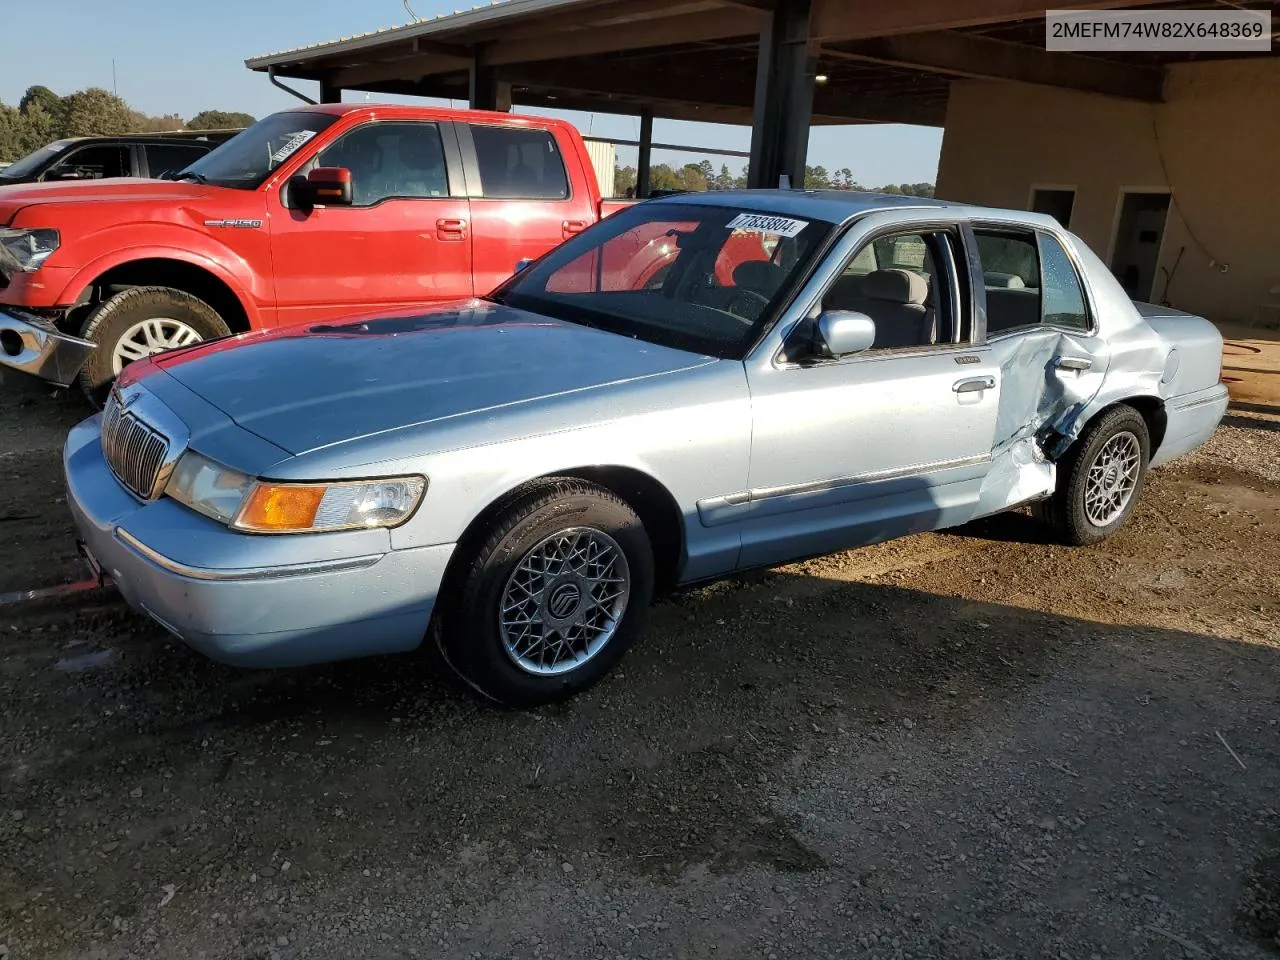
63,415 -> 453,668
0,306 -> 96,387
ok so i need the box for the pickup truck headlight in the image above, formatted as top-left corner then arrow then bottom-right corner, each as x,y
0,228 -> 60,271
163,450 -> 425,534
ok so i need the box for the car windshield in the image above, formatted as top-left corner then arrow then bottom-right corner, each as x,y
490,202 -> 835,359
174,112 -> 338,189
0,139 -> 74,180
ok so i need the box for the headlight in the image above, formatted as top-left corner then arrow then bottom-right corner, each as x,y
234,477 -> 426,533
0,228 -> 60,271
163,450 -> 425,534
164,451 -> 255,524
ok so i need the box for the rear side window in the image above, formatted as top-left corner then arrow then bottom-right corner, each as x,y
470,125 -> 569,200
973,229 -> 1042,335
1037,231 -> 1091,331
144,143 -> 207,178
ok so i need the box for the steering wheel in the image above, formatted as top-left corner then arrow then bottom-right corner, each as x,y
724,287 -> 770,321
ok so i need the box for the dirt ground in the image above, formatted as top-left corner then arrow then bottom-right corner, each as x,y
1,372 -> 1278,960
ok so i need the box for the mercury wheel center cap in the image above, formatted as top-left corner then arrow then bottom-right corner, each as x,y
546,580 -> 583,620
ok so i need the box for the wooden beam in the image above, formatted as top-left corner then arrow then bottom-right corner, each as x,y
812,0 -> 1175,42
826,30 -> 1164,101
499,61 -> 947,125
330,54 -> 470,88
484,8 -> 765,66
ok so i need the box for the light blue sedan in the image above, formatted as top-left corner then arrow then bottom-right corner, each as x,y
64,190 -> 1228,706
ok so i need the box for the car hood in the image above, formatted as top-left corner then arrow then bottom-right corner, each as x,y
0,178 -> 218,223
147,300 -> 718,456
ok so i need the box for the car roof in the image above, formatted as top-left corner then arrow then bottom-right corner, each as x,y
651,188 -> 1065,231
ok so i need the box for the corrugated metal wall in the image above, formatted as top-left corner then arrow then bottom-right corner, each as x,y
583,139 -> 617,198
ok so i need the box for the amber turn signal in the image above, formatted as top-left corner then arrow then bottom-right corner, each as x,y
236,484 -> 327,532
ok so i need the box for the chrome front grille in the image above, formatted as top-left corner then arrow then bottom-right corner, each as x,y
102,390 -> 171,500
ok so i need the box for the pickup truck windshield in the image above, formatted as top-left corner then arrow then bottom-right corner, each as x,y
492,203 -> 835,360
175,112 -> 338,189
0,140 -> 73,180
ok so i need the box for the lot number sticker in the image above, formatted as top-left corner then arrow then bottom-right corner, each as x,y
270,130 -> 318,165
726,213 -> 810,238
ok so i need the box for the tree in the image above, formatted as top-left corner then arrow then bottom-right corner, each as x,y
15,101 -> 58,154
711,163 -> 736,191
647,164 -> 683,192
0,104 -> 24,162
678,162 -> 708,192
187,110 -> 256,130
59,88 -> 134,138
614,163 -> 637,196
19,85 -> 62,120
805,165 -> 831,189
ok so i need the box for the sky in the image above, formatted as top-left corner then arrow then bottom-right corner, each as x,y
2,0 -> 943,185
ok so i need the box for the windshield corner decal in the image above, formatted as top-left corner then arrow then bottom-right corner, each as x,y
269,130 -> 318,165
726,213 -> 809,238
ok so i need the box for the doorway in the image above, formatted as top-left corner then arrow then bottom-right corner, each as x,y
1030,187 -> 1076,228
1110,191 -> 1171,302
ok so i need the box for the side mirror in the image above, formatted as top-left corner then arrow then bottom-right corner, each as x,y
815,310 -> 876,358
291,166 -> 353,208
45,167 -> 88,181
514,258 -> 534,274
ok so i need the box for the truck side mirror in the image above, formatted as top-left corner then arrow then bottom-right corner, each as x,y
291,166 -> 354,209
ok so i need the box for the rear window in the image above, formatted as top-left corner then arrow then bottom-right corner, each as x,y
145,142 -> 208,179
469,125 -> 569,200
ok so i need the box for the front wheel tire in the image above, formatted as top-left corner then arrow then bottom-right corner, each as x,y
435,479 -> 655,708
76,286 -> 231,407
1036,405 -> 1151,546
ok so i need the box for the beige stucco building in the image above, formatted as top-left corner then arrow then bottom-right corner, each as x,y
937,58 -> 1280,327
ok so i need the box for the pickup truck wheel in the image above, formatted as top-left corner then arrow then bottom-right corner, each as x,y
76,287 -> 231,407
1036,405 -> 1150,546
435,479 -> 654,708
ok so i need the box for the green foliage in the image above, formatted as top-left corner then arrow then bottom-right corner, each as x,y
187,110 -> 256,130
0,86 -> 255,163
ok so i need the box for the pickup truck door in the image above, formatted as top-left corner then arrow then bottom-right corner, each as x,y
723,213 -> 1003,569
268,120 -> 473,326
457,122 -> 593,296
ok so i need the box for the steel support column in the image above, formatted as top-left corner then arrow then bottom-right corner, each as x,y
469,61 -> 513,112
636,107 -> 654,198
747,0 -> 815,189
318,81 -> 342,104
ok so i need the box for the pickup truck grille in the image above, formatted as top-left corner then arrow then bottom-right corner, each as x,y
102,391 -> 170,500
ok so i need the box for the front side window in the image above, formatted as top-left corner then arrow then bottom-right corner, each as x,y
822,230 -> 955,350
470,125 -> 569,200
179,111 -> 338,189
316,122 -> 449,206
492,203 -> 834,359
44,144 -> 129,181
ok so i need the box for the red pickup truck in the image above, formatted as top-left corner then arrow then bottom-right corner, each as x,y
0,103 -> 640,402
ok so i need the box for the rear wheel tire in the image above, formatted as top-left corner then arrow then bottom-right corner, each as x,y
435,479 -> 654,708
76,286 -> 231,407
1036,405 -> 1150,546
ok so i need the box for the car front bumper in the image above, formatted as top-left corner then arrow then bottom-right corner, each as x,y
63,415 -> 453,668
0,306 -> 96,387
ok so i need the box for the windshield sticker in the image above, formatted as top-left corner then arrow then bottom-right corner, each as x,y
726,213 -> 809,238
269,130 -> 318,165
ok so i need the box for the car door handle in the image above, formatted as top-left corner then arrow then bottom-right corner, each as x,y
953,376 -> 996,394
436,218 -> 468,241
562,219 -> 588,238
1053,356 -> 1092,371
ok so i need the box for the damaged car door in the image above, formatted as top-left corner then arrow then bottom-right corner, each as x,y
734,215 -> 1003,568
965,223 -> 1108,510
